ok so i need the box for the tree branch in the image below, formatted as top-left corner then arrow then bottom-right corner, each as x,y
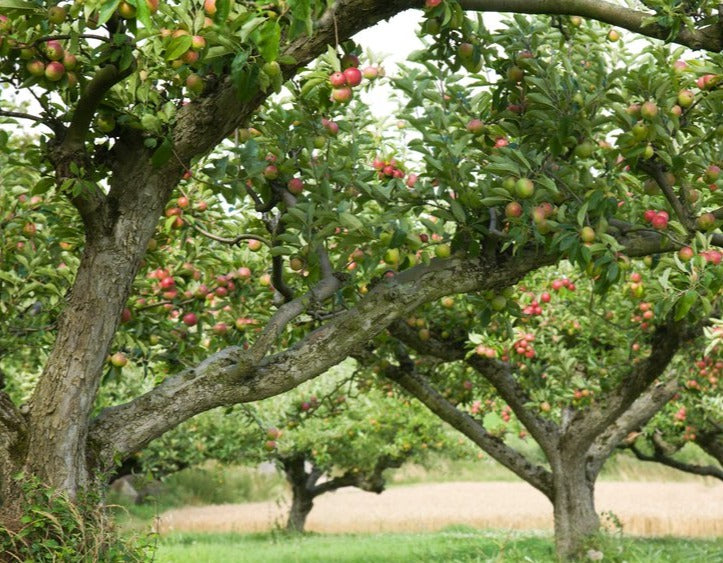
88,251 -> 555,468
458,0 -> 722,52
628,441 -> 723,481
386,361 -> 554,499
587,378 -> 679,474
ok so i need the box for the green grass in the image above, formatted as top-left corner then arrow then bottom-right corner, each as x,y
152,529 -> 723,562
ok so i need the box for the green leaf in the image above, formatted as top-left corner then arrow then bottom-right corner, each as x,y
0,0 -> 35,8
165,36 -> 193,61
339,212 -> 364,231
450,200 -> 466,223
98,0 -> 121,26
135,0 -> 152,29
674,290 -> 697,321
270,246 -> 293,256
151,138 -> 173,168
254,20 -> 281,62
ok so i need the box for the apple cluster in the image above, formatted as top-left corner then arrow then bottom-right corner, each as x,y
643,209 -> 669,230
328,54 -> 364,104
372,157 -> 405,180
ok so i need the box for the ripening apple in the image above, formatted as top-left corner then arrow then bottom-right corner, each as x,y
704,165 -> 720,183
677,89 -> 694,108
580,226 -> 596,243
467,119 -> 484,134
343,67 -> 362,87
191,35 -> 206,51
204,0 -> 217,15
44,61 -> 65,81
340,53 -> 359,69
514,178 -> 535,199
331,86 -> 353,103
678,246 -> 694,261
26,60 -> 45,77
263,165 -> 278,180
441,297 -> 454,308
640,101 -> 658,120
696,74 -> 716,90
186,73 -> 204,96
505,201 -> 523,218
43,41 -> 64,62
696,212 -> 716,231
362,66 -> 379,79
607,29 -> 620,41
110,352 -> 128,368
457,43 -> 474,59
248,239 -> 263,252
287,177 -> 304,194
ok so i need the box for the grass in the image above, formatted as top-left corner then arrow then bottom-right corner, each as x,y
152,528 -> 723,562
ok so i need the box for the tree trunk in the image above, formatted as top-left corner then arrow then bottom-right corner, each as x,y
286,487 -> 314,533
551,459 -> 600,561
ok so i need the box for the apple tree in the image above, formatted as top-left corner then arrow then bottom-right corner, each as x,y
0,0 -> 721,560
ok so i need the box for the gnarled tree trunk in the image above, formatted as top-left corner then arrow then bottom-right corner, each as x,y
550,456 -> 600,560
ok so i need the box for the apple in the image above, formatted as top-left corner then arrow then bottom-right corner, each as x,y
191,35 -> 206,51
287,177 -> 304,194
44,61 -> 65,81
425,0 -> 442,7
343,67 -> 362,87
329,71 -> 347,87
263,440 -> 276,451
569,16 -> 582,27
182,312 -> 198,326
640,101 -> 658,119
48,5 -> 67,25
22,222 -> 37,236
263,165 -> 278,180
458,43 -> 474,59
62,52 -> 77,71
696,212 -> 716,231
340,53 -> 359,69
146,0 -> 159,13
514,178 -> 535,199
406,173 -> 418,188
651,213 -> 668,230
362,66 -> 379,79
384,248 -> 400,265
212,322 -> 228,335
631,121 -> 648,140
435,244 -> 451,258
607,29 -> 620,42
289,256 -> 304,271
26,60 -> 45,77
673,59 -> 687,72
696,74 -> 716,90
467,119 -> 484,134
110,352 -> 128,368
678,246 -> 695,262
120,308 -> 132,323
331,86 -> 353,103
96,113 -> 116,133
703,165 -> 720,183
248,239 -> 262,252
118,1 -> 137,19
506,65 -> 524,83
186,73 -> 204,96
441,297 -> 454,308
505,201 -> 523,218
677,89 -> 694,108
574,141 -> 595,158
204,0 -> 217,15
580,226 -> 595,243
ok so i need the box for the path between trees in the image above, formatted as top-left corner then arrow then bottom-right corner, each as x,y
156,481 -> 722,537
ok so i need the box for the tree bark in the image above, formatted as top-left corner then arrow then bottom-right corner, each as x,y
550,456 -> 600,561
286,487 -> 315,533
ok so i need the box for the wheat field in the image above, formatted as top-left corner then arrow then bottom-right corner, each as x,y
155,480 -> 723,538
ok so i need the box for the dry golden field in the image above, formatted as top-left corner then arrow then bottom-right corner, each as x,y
156,480 -> 723,538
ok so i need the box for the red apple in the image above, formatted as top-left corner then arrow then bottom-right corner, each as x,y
329,71 -> 347,87
343,67 -> 362,87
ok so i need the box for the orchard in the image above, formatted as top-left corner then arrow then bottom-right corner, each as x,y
0,0 -> 721,560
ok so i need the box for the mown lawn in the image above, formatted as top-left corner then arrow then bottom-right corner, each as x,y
151,528 -> 723,562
